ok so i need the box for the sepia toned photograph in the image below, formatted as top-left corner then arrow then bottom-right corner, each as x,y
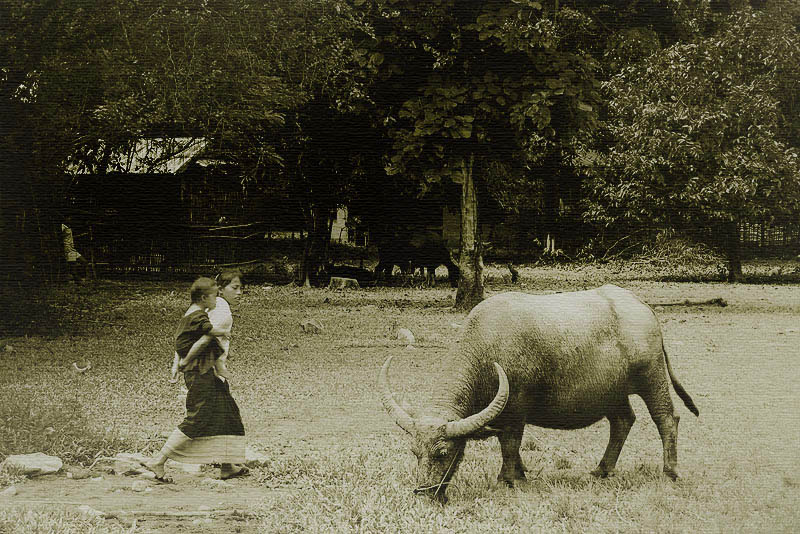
1,1 -> 798,532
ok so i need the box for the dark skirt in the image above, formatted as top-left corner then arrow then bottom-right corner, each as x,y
179,369 -> 245,438
162,369 -> 245,464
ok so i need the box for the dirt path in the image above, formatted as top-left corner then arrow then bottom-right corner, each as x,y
0,467 -> 289,533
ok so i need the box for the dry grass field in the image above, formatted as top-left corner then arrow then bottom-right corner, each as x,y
0,262 -> 798,532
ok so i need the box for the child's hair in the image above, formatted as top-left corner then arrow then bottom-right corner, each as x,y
190,277 -> 218,304
215,268 -> 243,289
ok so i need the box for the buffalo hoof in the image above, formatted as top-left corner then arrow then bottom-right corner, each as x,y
431,493 -> 448,505
413,488 -> 448,504
498,473 -> 525,487
663,468 -> 679,481
590,468 -> 616,478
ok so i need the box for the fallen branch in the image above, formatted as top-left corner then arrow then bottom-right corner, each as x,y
336,343 -> 448,349
0,500 -> 90,506
88,455 -> 117,470
112,509 -> 256,519
0,501 -> 255,520
651,298 -> 727,307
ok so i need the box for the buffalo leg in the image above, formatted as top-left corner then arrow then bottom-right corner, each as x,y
651,411 -> 680,480
591,399 -> 635,478
497,424 -> 526,486
425,266 -> 435,286
639,380 -> 681,480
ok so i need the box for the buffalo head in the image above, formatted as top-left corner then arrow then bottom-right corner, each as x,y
379,355 -> 509,503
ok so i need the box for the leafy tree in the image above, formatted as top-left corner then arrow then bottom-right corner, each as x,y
0,0 -> 135,281
365,0 -> 601,308
584,0 -> 800,280
93,0 -> 374,284
2,0 -> 374,281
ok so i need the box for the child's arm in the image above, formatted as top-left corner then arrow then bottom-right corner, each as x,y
178,334 -> 215,370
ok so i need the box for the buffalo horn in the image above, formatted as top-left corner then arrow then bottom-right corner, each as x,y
379,355 -> 416,433
444,362 -> 509,438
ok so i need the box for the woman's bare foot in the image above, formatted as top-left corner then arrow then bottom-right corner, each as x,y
138,459 -> 172,483
219,463 -> 250,480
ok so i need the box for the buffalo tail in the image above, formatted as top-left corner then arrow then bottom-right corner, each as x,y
663,341 -> 700,417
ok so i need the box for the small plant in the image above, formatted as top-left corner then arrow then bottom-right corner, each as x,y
554,456 -> 572,470
551,493 -> 578,521
0,464 -> 25,489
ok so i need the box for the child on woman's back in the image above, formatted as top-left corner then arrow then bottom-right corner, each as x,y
170,277 -> 230,381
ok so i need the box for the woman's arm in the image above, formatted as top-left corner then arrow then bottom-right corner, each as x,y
208,325 -> 230,337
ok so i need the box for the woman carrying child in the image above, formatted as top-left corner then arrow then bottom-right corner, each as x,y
142,274 -> 247,482
206,269 -> 243,382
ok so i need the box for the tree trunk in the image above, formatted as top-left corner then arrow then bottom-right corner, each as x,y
300,206 -> 330,287
722,220 -> 742,282
540,151 -> 561,253
455,155 -> 485,310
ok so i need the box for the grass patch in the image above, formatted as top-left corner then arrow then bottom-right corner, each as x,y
0,508 -> 127,534
0,286 -> 63,337
1,265 -> 799,532
0,391 -> 132,466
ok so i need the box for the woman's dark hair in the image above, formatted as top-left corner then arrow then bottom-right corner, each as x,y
215,268 -> 243,289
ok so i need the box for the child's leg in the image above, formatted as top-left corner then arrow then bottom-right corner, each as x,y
170,352 -> 180,382
214,356 -> 229,380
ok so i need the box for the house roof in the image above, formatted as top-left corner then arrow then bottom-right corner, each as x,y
69,137 -> 209,174
109,137 -> 208,174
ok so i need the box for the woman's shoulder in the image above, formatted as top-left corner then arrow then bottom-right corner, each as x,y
208,297 -> 232,329
210,297 -> 232,317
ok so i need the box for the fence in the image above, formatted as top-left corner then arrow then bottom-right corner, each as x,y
83,221 -> 293,275
739,222 -> 800,252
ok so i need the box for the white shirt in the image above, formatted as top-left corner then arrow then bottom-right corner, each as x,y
207,296 -> 232,354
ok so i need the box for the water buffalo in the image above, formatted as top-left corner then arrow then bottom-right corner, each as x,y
375,240 -> 414,282
408,231 -> 459,287
379,285 -> 699,503
375,231 -> 459,287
